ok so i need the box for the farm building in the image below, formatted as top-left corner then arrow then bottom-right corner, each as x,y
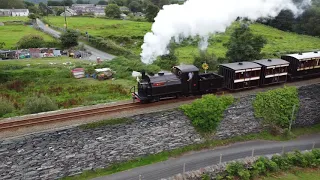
0,9 -> 29,17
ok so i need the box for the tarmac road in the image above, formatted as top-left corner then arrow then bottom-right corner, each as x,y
35,19 -> 116,61
93,133 -> 320,180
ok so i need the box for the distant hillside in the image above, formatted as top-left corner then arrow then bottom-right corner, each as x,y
25,0 -> 101,4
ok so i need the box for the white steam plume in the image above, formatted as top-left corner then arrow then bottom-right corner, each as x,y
140,0 -> 311,64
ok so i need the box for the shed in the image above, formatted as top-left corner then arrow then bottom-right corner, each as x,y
219,62 -> 262,90
281,51 -> 320,78
254,59 -> 289,86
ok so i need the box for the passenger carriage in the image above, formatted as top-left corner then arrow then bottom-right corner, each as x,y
253,59 -> 289,86
218,62 -> 262,90
281,52 -> 320,79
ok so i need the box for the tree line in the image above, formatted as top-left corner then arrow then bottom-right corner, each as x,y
257,0 -> 320,37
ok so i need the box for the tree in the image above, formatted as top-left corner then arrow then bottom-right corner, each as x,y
17,35 -> 46,49
48,1 -> 62,6
108,0 -> 126,6
24,1 -> 35,7
193,51 -> 218,73
295,7 -> 320,36
146,3 -> 159,22
224,24 -> 267,62
105,4 -> 121,19
154,43 -> 178,70
62,0 -> 74,6
0,0 -> 25,9
60,30 -> 79,49
28,13 -> 38,20
97,0 -> 108,5
76,0 -> 90,4
129,1 -> 142,12
270,10 -> 295,31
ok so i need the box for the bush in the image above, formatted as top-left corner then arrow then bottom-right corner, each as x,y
16,34 -> 46,49
271,154 -> 292,170
23,94 -> 58,114
253,86 -> 299,128
180,95 -> 234,133
214,149 -> 320,180
0,97 -> 15,117
226,162 -> 251,180
60,30 -> 79,49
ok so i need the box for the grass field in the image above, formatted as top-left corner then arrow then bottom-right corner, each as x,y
0,16 -> 28,22
44,17 -> 151,38
0,25 -> 55,49
260,168 -> 320,180
43,16 -> 320,64
0,58 -> 135,118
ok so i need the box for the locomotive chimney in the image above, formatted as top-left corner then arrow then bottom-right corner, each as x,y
238,62 -> 243,65
141,70 -> 146,79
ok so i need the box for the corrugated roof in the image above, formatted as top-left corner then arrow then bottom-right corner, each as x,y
10,9 -> 29,12
174,65 -> 199,73
254,59 -> 289,66
220,62 -> 261,70
283,51 -> 320,60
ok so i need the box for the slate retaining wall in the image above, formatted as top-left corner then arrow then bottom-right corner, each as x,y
0,84 -> 319,180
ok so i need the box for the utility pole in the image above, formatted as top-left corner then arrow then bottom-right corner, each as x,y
289,104 -> 296,133
64,3 -> 67,30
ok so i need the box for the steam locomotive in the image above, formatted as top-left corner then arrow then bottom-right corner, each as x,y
131,51 -> 320,103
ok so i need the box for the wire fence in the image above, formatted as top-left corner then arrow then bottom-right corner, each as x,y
132,141 -> 320,180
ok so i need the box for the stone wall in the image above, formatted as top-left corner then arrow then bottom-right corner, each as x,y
0,84 -> 319,180
295,84 -> 320,126
215,83 -> 320,139
215,95 -> 263,139
0,111 -> 202,180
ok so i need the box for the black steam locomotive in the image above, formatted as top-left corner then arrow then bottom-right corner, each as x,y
131,51 -> 320,103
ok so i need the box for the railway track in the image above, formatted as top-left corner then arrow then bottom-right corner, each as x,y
0,97 -> 198,132
0,77 -> 318,134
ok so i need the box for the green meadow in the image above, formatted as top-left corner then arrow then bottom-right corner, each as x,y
44,17 -> 320,64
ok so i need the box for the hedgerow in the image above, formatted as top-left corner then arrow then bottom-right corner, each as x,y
180,94 -> 234,133
253,86 -> 299,128
216,149 -> 320,180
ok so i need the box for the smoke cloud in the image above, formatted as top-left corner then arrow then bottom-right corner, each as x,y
140,0 -> 311,64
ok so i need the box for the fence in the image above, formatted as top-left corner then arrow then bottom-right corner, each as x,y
133,141 -> 320,180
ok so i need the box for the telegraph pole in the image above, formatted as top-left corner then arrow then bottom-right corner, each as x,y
64,2 -> 67,30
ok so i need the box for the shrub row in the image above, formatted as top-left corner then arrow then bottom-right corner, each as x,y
0,94 -> 58,118
87,36 -> 133,56
215,149 -> 320,180
180,94 -> 234,133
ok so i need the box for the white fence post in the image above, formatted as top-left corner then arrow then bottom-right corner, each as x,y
220,154 -> 222,164
312,142 -> 315,149
252,148 -> 255,157
282,146 -> 285,154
